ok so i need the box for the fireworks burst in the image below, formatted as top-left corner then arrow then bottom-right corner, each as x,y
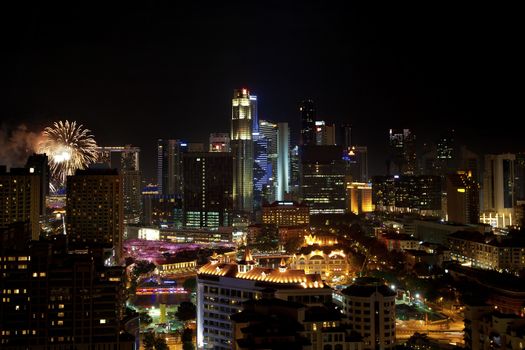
37,120 -> 98,189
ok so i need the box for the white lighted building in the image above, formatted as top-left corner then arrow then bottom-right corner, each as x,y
336,278 -> 396,350
197,250 -> 332,349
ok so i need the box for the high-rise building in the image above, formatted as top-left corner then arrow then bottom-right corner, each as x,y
252,131 -> 268,209
435,130 -> 457,175
262,201 -> 309,226
446,172 -> 480,224
340,123 -> 352,149
0,167 -> 41,240
0,235 -> 135,349
209,133 -> 230,152
372,175 -> 442,215
300,145 -> 347,214
259,120 -> 279,202
182,152 -> 233,228
347,182 -> 373,214
315,121 -> 336,146
157,139 -> 185,196
25,154 -> 49,216
142,194 -> 183,227
96,146 -> 141,224
277,122 -> 290,201
338,277 -> 396,350
482,154 -> 515,217
197,251 -> 332,349
514,153 -> 525,202
346,146 -> 369,182
299,99 -> 316,146
66,168 -> 123,261
388,129 -> 416,175
231,88 -> 254,213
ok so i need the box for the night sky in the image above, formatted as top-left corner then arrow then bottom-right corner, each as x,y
1,2 -> 520,178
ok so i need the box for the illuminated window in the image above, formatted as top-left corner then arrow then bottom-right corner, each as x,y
57,312 -> 64,317
100,319 -> 106,324
58,304 -> 64,309
39,272 -> 46,277
57,320 -> 63,326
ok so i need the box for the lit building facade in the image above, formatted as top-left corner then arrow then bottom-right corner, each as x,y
345,146 -> 369,183
157,139 -> 185,196
447,231 -> 525,272
25,154 -> 49,216
0,167 -> 41,240
66,169 -> 123,261
347,182 -> 373,214
388,129 -> 416,175
197,252 -> 332,349
482,154 -> 516,221
300,145 -> 347,214
277,122 -> 290,201
292,246 -> 350,279
96,146 -> 141,224
338,278 -> 396,350
231,88 -> 254,213
262,201 -> 310,226
315,121 -> 336,146
299,99 -> 317,146
0,237 -> 134,349
182,152 -> 233,228
446,172 -> 480,224
209,133 -> 230,152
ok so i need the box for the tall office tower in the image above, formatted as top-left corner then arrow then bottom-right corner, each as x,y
252,132 -> 268,209
446,172 -> 480,224
66,169 -> 123,261
482,154 -> 515,217
514,153 -> 525,201
197,252 -> 332,349
388,129 -> 416,175
0,236 -> 135,349
339,277 -> 396,350
231,88 -> 254,213
25,153 -> 50,216
459,146 -> 480,182
346,146 -> 369,182
371,175 -> 442,215
209,133 -> 230,152
347,182 -> 373,214
96,146 -> 141,224
315,121 -> 337,145
340,123 -> 352,149
299,99 -> 316,146
290,145 -> 300,197
435,130 -> 457,175
276,122 -> 290,201
157,139 -> 184,196
182,152 -> 233,228
300,145 -> 347,214
259,120 -> 278,202
0,167 -> 41,240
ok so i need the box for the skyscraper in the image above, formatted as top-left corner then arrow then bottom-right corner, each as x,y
388,129 -> 416,175
182,152 -> 233,227
300,145 -> 347,214
482,154 -> 515,217
157,139 -> 185,196
276,122 -> 290,201
66,168 -> 123,261
231,88 -> 254,213
340,123 -> 352,149
346,146 -> 369,182
446,172 -> 480,224
0,167 -> 41,240
315,121 -> 336,146
299,99 -> 316,146
259,120 -> 278,202
96,146 -> 141,224
25,153 -> 50,216
252,131 -> 268,208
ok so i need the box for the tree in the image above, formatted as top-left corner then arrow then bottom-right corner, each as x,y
181,328 -> 193,343
284,236 -> 303,253
154,336 -> 169,350
183,277 -> 197,293
143,332 -> 156,350
252,224 -> 279,252
175,302 -> 196,322
133,260 -> 156,278
140,312 -> 153,326
183,342 -> 195,350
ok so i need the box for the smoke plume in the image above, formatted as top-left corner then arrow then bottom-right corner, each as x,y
0,124 -> 41,169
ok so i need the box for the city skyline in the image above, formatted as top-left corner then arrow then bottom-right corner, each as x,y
1,3 -> 520,178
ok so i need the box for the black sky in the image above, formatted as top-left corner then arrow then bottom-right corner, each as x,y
1,2 -> 521,178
